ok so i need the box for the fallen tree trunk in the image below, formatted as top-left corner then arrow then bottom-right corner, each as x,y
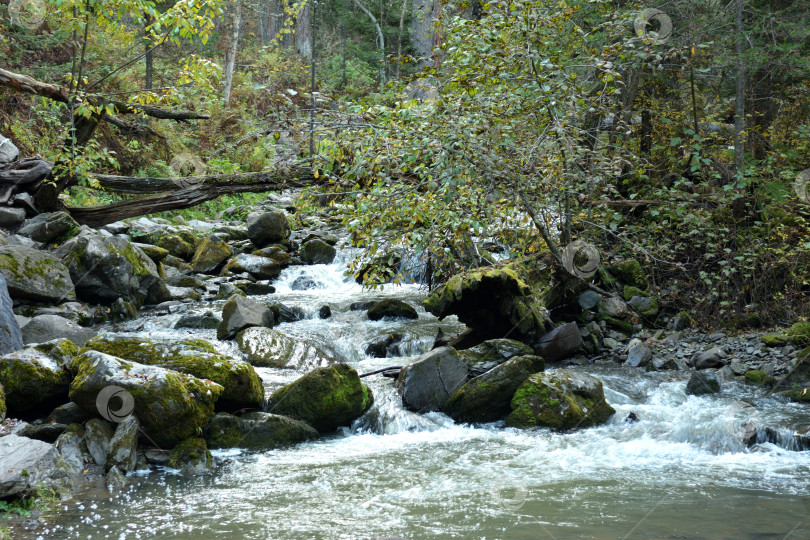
66,168 -> 320,227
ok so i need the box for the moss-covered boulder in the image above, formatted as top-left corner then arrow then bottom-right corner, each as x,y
267,364 -> 373,432
33,338 -> 78,365
396,347 -> 468,413
54,231 -> 167,306
772,348 -> 810,402
132,242 -> 169,263
506,369 -> 615,430
299,239 -> 337,265
81,333 -> 264,411
458,338 -> 537,377
367,299 -> 418,321
224,253 -> 283,280
153,232 -> 195,261
69,351 -> 223,447
217,294 -> 275,340
784,322 -> 810,346
203,411 -> 318,450
235,327 -> 337,369
190,234 -> 233,273
444,356 -> 536,424
247,210 -> 290,248
168,437 -> 213,475
17,211 -> 79,244
252,245 -> 292,266
422,266 -> 549,340
0,246 -> 76,303
607,259 -> 646,288
0,382 -> 5,422
0,348 -> 71,417
744,370 -> 775,386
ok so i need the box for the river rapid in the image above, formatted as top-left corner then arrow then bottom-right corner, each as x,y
20,248 -> 810,539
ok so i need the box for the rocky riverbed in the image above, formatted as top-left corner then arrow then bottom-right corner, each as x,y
0,194 -> 808,538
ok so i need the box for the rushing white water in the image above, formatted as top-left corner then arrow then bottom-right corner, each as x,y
21,250 -> 810,539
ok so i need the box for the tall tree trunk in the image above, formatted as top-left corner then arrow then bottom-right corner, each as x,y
397,0 -> 408,78
143,15 -> 154,90
223,0 -> 242,104
354,0 -> 385,90
411,0 -> 437,69
733,0 -> 746,173
295,2 -> 312,59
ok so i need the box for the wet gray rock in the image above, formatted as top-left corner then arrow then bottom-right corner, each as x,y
459,338 -> 537,377
299,239 -> 337,265
0,274 -> 22,355
625,344 -> 652,368
0,245 -> 76,304
694,347 -> 727,370
47,402 -> 90,425
175,311 -> 221,330
217,294 -> 275,340
367,299 -> 418,321
396,347 -> 468,413
0,434 -> 70,498
107,415 -> 139,473
203,411 -> 319,451
84,418 -> 114,467
0,207 -> 26,227
21,314 -> 96,346
533,322 -> 583,363
54,427 -> 88,482
685,371 -> 721,396
0,347 -> 71,416
225,253 -> 283,281
364,333 -> 406,358
646,356 -> 681,371
236,327 -> 337,369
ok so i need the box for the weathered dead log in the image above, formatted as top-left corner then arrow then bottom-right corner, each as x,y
66,168 -> 320,227
0,158 -> 52,204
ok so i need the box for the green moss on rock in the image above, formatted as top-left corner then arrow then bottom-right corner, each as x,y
0,349 -> 71,415
267,363 -> 373,432
744,370 -> 774,386
168,437 -> 213,474
0,382 -> 6,422
608,259 -> 646,288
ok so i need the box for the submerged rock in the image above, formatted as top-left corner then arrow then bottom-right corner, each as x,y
267,364 -> 373,432
367,299 -> 418,321
0,245 -> 76,304
235,327 -> 337,369
217,294 -> 275,340
203,411 -> 318,450
69,351 -> 223,447
506,369 -> 615,430
82,333 -> 264,411
168,437 -> 214,475
0,434 -> 71,498
444,356 -> 536,424
396,347 -> 468,413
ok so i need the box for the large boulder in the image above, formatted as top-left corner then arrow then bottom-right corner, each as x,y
54,231 -> 166,306
247,210 -> 290,248
17,212 -> 79,244
0,434 -> 70,498
203,411 -> 318,450
153,232 -> 195,260
267,364 -> 373,432
395,347 -> 468,413
506,369 -> 615,430
0,274 -> 23,355
299,239 -> 336,265
0,246 -> 76,303
422,267 -> 549,340
190,234 -> 233,273
217,294 -> 275,340
444,356 -> 536,424
367,299 -> 418,321
458,338 -> 537,377
685,371 -> 721,396
21,314 -> 96,346
69,351 -> 223,447
0,348 -> 71,417
235,327 -> 337,369
224,253 -> 283,280
81,334 -> 263,411
533,323 -> 583,363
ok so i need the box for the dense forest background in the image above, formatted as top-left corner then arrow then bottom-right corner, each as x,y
1,0 -> 809,328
